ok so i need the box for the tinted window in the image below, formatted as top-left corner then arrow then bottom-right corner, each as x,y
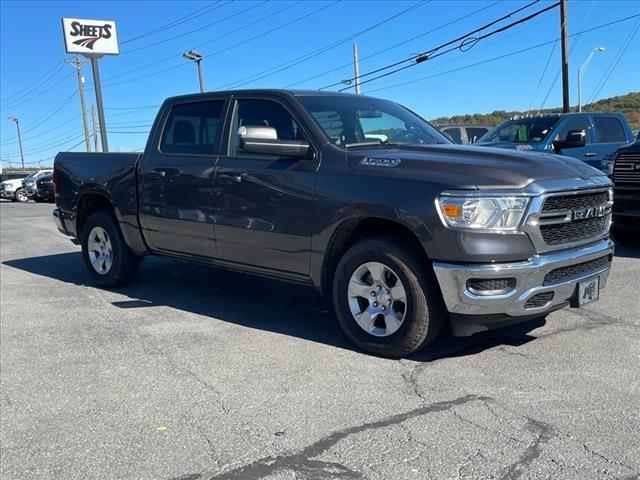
161,100 -> 224,155
465,127 -> 488,143
231,99 -> 303,155
443,127 -> 463,144
555,116 -> 590,142
593,117 -> 626,143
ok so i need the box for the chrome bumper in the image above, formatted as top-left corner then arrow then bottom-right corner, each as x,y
433,238 -> 614,318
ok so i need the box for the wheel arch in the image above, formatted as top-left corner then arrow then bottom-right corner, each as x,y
319,216 -> 431,297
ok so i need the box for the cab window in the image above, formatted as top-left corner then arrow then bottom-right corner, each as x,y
230,99 -> 305,156
160,100 -> 225,155
554,116 -> 590,142
592,117 -> 626,143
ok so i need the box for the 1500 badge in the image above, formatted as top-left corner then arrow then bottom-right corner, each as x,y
360,157 -> 401,168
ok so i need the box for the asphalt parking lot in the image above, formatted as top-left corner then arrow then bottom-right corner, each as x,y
1,201 -> 639,480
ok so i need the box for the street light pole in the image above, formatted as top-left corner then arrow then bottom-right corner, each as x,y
183,50 -> 204,93
578,47 -> 605,112
7,116 -> 25,169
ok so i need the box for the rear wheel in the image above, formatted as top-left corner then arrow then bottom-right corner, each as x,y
81,210 -> 140,287
14,188 -> 28,203
332,237 -> 446,357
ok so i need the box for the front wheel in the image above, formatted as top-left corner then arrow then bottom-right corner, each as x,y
332,237 -> 446,357
81,210 -> 140,287
14,188 -> 28,203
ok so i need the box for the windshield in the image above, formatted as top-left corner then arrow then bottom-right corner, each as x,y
479,117 -> 560,144
296,95 -> 449,147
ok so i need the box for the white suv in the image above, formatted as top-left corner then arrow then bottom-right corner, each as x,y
21,169 -> 53,201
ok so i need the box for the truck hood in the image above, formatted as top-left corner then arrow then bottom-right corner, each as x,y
347,144 -> 606,189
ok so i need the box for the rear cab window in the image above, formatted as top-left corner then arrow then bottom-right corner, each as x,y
592,116 -> 627,143
160,100 -> 225,155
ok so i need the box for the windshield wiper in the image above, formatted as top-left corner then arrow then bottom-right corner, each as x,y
344,139 -> 400,148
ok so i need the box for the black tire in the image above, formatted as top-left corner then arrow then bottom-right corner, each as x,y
81,210 -> 140,287
14,188 -> 28,203
332,236 -> 447,358
34,197 -> 46,203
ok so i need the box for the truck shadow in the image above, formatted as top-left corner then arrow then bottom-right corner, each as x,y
3,252 -> 545,360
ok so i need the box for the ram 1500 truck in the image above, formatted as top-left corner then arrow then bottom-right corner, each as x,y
54,90 -> 614,357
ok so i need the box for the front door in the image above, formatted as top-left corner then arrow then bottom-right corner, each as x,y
139,99 -> 226,258
214,98 -> 317,278
553,114 -> 596,166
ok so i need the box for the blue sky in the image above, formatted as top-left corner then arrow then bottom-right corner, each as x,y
1,0 -> 639,167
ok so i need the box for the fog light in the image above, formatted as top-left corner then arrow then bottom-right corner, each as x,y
467,278 -> 516,295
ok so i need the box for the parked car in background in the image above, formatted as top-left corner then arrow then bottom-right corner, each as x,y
437,124 -> 491,144
34,173 -> 54,203
610,140 -> 640,238
21,169 -> 53,201
0,171 -> 34,202
476,112 -> 634,171
54,89 -> 614,357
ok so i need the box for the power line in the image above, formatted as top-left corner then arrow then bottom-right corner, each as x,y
102,1 -> 340,89
120,1 -> 227,45
0,62 -> 65,105
103,1 -> 298,84
336,1 -> 558,92
284,0 -> 503,89
587,18 -> 640,103
319,0 -> 542,91
365,12 -> 640,95
220,0 -> 431,90
122,1 -> 256,54
0,70 -> 74,112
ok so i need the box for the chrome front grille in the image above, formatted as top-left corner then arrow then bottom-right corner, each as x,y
537,190 -> 611,247
613,152 -> 640,185
522,185 -> 613,253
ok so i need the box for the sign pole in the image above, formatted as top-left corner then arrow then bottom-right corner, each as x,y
89,56 -> 109,152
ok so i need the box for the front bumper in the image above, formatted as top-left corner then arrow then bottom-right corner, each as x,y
433,238 -> 614,321
0,189 -> 15,198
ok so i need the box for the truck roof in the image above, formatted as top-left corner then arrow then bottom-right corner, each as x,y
162,89 -> 368,105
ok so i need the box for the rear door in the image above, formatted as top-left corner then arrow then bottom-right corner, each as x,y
214,96 -> 318,278
138,98 -> 227,258
591,115 -> 630,169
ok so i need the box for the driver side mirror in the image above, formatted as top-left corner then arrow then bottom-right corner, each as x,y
552,129 -> 586,153
239,126 -> 310,158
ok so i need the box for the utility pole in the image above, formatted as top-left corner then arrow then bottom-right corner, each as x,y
560,0 -> 570,112
352,43 -> 361,95
65,55 -> 91,152
91,105 -> 99,152
7,116 -> 25,169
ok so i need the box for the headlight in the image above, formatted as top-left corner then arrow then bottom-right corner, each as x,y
601,158 -> 614,175
437,195 -> 529,231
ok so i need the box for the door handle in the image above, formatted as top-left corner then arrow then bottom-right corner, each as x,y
154,168 -> 167,177
584,152 -> 597,157
219,173 -> 244,183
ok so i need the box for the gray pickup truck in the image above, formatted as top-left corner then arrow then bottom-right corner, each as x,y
53,90 -> 614,357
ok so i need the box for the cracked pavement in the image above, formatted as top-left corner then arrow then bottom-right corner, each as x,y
1,203 -> 639,479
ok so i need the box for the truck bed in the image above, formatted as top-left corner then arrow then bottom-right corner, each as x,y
54,151 -> 141,241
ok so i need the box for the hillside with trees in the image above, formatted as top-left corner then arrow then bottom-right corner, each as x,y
431,92 -> 640,132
